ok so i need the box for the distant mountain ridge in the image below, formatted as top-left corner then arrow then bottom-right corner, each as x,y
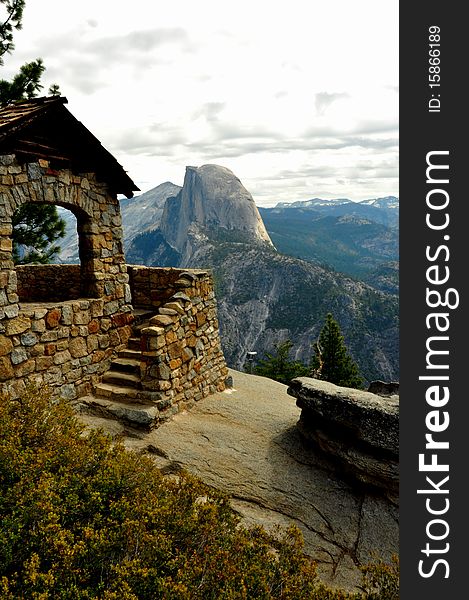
276,195 -> 398,209
259,196 -> 399,292
121,165 -> 399,381
276,198 -> 351,208
358,196 -> 399,210
272,195 -> 399,229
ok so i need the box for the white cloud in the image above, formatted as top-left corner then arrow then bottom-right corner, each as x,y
3,0 -> 398,205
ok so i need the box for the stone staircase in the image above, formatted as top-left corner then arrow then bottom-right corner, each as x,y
75,308 -> 172,430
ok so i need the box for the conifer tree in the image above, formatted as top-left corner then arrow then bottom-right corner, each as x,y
12,203 -> 65,263
311,313 -> 364,389
1,0 -> 65,263
0,57 -> 45,103
253,340 -> 309,385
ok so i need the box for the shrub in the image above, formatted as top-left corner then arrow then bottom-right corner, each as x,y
359,555 -> 400,600
0,387 -> 397,598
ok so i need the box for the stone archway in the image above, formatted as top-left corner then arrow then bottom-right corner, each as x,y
0,155 -> 134,399
0,156 -> 130,310
14,202 -> 92,302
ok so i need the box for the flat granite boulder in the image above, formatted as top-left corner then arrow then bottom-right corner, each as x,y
288,377 -> 399,497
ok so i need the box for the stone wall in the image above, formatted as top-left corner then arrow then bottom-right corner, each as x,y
0,298 -> 133,400
1,155 -> 133,399
288,377 -> 399,500
1,265 -> 229,407
130,266 -> 229,412
127,265 -> 184,309
16,264 -> 82,302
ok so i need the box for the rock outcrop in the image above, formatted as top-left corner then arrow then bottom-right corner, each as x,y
288,377 -> 399,499
159,164 -> 273,262
368,380 -> 399,396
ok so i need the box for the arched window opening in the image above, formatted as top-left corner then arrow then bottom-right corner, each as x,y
14,203 -> 98,303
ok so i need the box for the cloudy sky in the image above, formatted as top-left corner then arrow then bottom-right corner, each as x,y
3,0 -> 398,206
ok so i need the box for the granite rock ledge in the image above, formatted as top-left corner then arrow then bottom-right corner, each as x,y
287,377 -> 399,499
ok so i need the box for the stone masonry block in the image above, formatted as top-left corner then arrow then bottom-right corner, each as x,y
69,337 -> 88,358
0,356 -> 14,380
5,316 -> 31,335
0,336 -> 13,356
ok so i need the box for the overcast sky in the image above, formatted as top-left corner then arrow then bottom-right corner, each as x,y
3,0 -> 398,206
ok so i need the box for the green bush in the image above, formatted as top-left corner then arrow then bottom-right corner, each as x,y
359,555 -> 400,600
0,387 -> 398,598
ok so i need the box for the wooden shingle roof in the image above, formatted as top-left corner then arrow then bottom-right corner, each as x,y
0,97 -> 139,198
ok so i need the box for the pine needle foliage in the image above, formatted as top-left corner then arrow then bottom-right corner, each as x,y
0,0 -> 25,63
253,340 -> 310,385
12,203 -> 66,264
311,313 -> 364,389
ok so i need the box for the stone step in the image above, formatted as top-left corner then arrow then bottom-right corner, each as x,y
109,357 -> 141,375
102,370 -> 142,389
132,308 -> 156,325
93,381 -> 140,400
128,337 -> 142,351
75,395 -> 160,430
118,348 -> 144,360
93,382 -> 167,406
133,320 -> 151,335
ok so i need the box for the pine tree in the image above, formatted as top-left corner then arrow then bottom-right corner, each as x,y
253,340 -> 309,385
12,203 -> 66,264
0,57 -> 45,104
1,0 -> 65,263
1,1 -> 60,102
1,0 -> 60,104
48,82 -> 61,96
311,313 -> 364,389
0,0 -> 25,63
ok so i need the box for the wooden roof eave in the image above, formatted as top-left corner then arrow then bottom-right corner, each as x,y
0,97 -> 139,199
0,97 -> 68,145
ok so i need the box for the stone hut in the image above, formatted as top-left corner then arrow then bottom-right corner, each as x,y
0,97 -> 228,428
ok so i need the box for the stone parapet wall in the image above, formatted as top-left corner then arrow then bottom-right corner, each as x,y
127,265 -> 184,309
0,298 -> 133,400
16,264 -> 82,302
133,267 -> 229,412
1,264 -> 229,411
